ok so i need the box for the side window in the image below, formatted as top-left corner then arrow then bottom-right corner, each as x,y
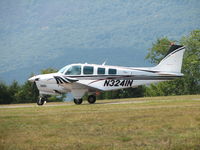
108,68 -> 117,74
83,66 -> 94,74
97,67 -> 105,74
65,65 -> 81,75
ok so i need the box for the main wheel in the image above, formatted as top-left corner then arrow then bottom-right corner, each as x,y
87,95 -> 96,104
74,98 -> 83,105
37,97 -> 46,106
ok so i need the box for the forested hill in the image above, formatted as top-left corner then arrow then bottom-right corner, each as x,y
0,0 -> 199,83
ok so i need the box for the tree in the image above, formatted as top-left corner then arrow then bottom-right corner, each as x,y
8,80 -> 20,103
0,82 -> 12,104
122,86 -> 145,98
41,68 -> 58,74
145,37 -> 175,64
180,30 -> 200,94
97,86 -> 145,100
145,29 -> 200,96
15,80 -> 39,103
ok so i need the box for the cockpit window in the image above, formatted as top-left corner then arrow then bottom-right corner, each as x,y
83,66 -> 94,74
65,65 -> 81,75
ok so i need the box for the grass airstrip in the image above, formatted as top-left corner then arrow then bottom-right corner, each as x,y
0,95 -> 200,150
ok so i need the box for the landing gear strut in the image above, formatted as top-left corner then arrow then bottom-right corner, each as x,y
87,95 -> 96,104
37,97 -> 47,106
74,98 -> 83,105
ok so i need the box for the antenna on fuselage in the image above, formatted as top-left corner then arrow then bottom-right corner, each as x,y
102,60 -> 107,66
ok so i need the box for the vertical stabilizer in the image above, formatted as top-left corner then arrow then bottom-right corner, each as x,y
153,45 -> 185,73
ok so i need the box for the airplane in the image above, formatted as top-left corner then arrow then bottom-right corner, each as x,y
28,44 -> 185,105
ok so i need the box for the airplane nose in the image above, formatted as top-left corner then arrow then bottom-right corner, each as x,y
28,76 -> 40,82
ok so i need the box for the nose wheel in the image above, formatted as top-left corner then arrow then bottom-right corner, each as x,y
74,98 -> 83,105
37,97 -> 47,105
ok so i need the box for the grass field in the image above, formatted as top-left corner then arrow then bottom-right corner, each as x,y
0,95 -> 200,150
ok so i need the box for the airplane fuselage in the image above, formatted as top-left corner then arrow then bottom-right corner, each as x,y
29,64 -> 182,97
28,45 -> 185,105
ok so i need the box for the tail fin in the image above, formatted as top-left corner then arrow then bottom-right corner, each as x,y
153,45 -> 185,73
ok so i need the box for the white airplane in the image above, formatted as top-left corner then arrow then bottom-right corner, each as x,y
28,45 -> 185,105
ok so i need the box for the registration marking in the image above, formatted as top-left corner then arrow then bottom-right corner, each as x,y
104,80 -> 133,87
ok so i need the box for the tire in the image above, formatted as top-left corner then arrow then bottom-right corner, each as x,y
87,95 -> 96,104
37,97 -> 46,105
74,98 -> 83,105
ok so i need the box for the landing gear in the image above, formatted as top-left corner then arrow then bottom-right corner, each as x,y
37,97 -> 47,106
74,98 -> 83,105
87,95 -> 96,104
73,95 -> 96,105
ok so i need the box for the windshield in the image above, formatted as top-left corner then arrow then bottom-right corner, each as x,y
58,66 -> 69,74
65,65 -> 81,75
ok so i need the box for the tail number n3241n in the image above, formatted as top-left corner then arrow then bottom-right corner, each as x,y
104,80 -> 133,87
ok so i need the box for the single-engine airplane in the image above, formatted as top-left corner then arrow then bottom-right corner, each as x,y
28,45 -> 185,105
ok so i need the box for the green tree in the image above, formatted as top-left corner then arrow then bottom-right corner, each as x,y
97,86 -> 145,100
8,80 -> 20,103
41,68 -> 58,74
146,37 -> 175,64
15,80 -> 39,103
122,86 -> 145,98
180,30 -> 200,94
145,29 -> 200,96
0,82 -> 12,104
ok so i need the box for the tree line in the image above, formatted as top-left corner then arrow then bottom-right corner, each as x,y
0,69 -> 65,104
0,29 -> 199,104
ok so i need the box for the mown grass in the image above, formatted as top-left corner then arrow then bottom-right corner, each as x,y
0,95 -> 200,150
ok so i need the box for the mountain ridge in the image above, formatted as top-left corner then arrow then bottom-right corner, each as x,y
0,0 -> 199,83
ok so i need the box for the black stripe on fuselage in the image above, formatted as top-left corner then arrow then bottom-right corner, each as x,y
88,75 -> 182,85
64,77 -> 78,82
129,69 -> 159,73
64,75 -> 182,80
54,76 -> 69,84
